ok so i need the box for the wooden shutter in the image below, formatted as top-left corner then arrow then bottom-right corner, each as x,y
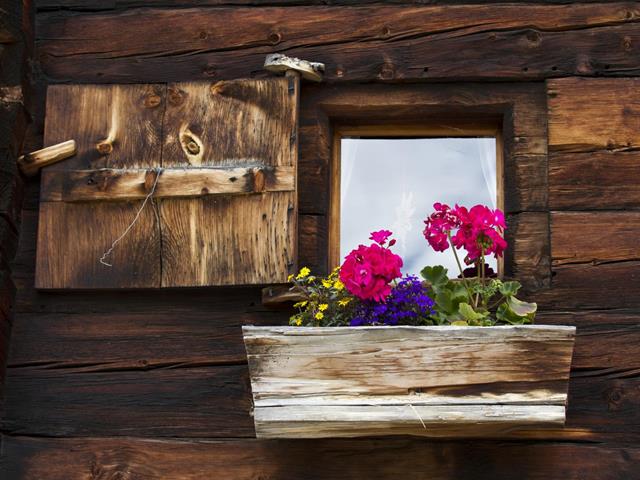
36,78 -> 298,289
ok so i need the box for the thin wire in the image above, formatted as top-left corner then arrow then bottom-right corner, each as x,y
99,168 -> 162,267
408,403 -> 427,430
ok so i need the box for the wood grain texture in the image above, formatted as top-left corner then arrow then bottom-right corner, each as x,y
18,139 -> 76,176
548,78 -> 640,152
4,436 -> 640,480
549,151 -> 640,209
36,4 -> 640,83
41,165 -> 295,202
36,84 -> 165,289
2,365 -> 255,437
552,212 -> 640,266
243,326 -> 575,438
159,78 -> 298,286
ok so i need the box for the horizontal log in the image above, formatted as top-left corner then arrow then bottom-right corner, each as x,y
2,365 -> 255,437
37,4 -> 640,82
5,435 -> 640,480
18,140 -> 76,177
40,165 -> 294,202
549,151 -> 640,210
551,212 -> 640,266
548,78 -> 640,152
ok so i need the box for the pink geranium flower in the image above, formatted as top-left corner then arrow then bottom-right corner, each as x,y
423,203 -> 507,261
340,233 -> 403,302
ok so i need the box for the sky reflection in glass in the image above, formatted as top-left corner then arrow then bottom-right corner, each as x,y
340,137 -> 497,276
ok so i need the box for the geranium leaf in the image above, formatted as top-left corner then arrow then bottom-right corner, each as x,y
507,296 -> 537,316
451,320 -> 469,326
458,302 -> 488,322
421,265 -> 449,287
499,281 -> 521,297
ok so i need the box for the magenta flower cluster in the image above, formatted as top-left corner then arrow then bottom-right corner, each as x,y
339,230 -> 403,302
423,203 -> 506,261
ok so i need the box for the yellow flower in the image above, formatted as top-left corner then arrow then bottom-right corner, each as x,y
322,279 -> 332,288
333,280 -> 345,291
338,298 -> 351,307
315,312 -> 324,320
293,300 -> 308,308
295,317 -> 303,326
318,303 -> 328,311
296,267 -> 311,279
287,274 -> 294,282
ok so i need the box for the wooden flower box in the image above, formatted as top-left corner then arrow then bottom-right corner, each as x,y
243,325 -> 576,439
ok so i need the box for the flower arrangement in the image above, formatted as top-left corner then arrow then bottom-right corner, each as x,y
289,202 -> 536,327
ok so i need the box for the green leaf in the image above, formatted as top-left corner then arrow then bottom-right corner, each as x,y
499,281 -> 522,297
450,320 -> 469,326
507,296 -> 537,316
458,302 -> 488,322
421,265 -> 449,287
435,290 -> 454,313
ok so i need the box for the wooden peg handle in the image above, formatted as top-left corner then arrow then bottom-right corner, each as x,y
18,140 -> 77,176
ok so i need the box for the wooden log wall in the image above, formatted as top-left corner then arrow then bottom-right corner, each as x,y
3,1 -> 640,478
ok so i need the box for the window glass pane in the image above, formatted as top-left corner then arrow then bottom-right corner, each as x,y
340,137 -> 497,277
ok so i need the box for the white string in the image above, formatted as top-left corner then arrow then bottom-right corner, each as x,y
408,404 -> 427,430
99,168 -> 162,267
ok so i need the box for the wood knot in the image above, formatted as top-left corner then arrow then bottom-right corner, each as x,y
210,81 -> 227,96
526,30 -> 541,45
186,140 -> 200,155
203,65 -> 217,77
168,88 -> 184,106
379,63 -> 395,80
381,26 -> 391,37
96,141 -> 113,155
143,94 -> 161,108
268,32 -> 282,45
335,66 -> 345,78
623,36 -> 632,51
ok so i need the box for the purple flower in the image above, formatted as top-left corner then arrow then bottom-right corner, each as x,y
350,275 -> 435,326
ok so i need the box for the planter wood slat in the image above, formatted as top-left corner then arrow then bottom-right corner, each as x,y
243,325 -> 576,439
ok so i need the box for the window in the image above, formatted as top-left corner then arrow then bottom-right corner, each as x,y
331,124 -> 503,277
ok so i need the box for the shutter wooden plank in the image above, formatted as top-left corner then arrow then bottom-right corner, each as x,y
41,166 -> 295,202
159,78 -> 298,286
36,84 -> 165,289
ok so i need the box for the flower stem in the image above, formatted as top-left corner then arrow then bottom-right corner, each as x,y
447,232 -> 474,301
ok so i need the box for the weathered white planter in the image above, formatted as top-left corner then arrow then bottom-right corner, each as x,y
242,325 -> 576,439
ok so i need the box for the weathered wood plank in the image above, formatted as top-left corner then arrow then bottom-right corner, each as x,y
2,365 -> 255,437
244,326 -> 574,397
159,78 -> 298,287
548,78 -> 640,152
538,310 -> 640,370
5,436 -> 640,480
36,4 -> 640,82
40,165 -> 295,202
552,212 -> 640,266
7,311 -> 287,370
36,84 -> 165,289
255,405 -> 567,439
538,261 -> 640,310
243,326 -> 574,438
549,151 -> 640,210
